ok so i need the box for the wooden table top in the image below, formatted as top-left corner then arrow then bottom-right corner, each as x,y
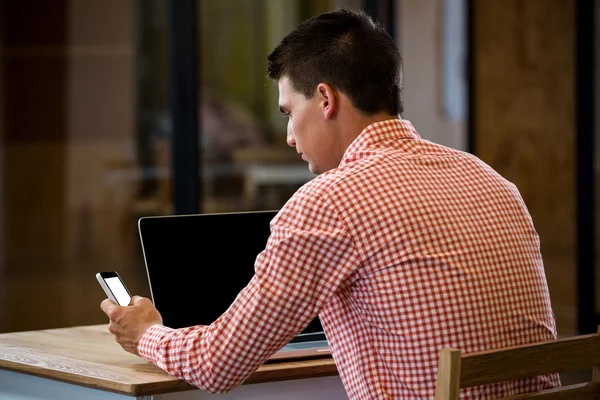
0,324 -> 338,396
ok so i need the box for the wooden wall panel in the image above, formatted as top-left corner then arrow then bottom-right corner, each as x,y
0,0 -> 69,332
473,0 -> 576,334
0,0 -> 5,333
0,0 -> 141,333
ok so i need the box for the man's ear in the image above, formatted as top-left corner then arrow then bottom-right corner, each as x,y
317,83 -> 336,120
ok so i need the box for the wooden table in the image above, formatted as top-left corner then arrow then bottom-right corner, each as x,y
0,324 -> 346,399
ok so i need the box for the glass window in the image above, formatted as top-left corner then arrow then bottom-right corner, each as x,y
0,0 -> 470,333
198,0 -> 364,213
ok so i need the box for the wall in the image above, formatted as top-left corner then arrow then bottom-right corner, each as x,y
0,0 -> 146,332
0,0 -> 581,337
398,0 -> 467,151
473,0 -> 576,335
399,0 -> 577,336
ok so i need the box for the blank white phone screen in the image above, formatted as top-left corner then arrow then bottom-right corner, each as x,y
105,277 -> 131,306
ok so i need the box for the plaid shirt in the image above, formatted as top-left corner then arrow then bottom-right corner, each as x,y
138,119 -> 560,399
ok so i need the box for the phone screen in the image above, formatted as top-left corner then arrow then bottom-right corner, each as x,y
105,277 -> 131,306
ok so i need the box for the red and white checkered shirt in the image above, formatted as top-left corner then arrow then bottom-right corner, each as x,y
138,119 -> 560,399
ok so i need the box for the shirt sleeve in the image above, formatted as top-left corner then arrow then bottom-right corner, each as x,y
136,187 -> 360,394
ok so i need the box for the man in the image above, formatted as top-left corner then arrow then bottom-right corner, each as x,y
101,9 -> 560,399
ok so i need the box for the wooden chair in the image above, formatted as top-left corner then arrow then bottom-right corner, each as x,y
434,327 -> 600,400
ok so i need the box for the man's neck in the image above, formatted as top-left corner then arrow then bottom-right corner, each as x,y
358,111 -> 399,129
348,111 -> 400,141
334,111 -> 399,161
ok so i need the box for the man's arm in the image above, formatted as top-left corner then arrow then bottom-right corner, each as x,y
108,192 -> 359,394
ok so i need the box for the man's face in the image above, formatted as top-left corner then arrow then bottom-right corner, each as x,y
278,76 -> 339,175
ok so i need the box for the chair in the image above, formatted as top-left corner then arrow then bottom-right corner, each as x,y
434,327 -> 600,400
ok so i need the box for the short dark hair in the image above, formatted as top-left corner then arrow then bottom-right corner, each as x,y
267,8 -> 403,116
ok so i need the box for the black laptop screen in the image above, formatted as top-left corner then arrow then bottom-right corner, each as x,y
138,210 -> 324,342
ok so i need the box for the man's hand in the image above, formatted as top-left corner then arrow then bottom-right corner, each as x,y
100,295 -> 163,355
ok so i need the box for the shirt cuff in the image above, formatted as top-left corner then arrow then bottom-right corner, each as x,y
137,324 -> 175,364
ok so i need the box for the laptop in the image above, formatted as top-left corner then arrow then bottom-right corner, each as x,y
138,210 -> 330,362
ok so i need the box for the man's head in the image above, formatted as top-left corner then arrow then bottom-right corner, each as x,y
267,8 -> 403,174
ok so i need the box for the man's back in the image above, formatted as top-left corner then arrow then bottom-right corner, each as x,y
102,9 -> 558,399
275,119 -> 559,398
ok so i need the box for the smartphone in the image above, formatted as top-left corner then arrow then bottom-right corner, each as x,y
96,271 -> 132,307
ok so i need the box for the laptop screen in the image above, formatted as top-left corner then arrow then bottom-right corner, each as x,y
138,210 -> 325,343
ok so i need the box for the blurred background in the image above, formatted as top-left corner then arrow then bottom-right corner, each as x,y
0,0 -> 597,347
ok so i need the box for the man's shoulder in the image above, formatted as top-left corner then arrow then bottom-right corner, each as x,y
299,164 -> 365,195
276,168 -> 355,217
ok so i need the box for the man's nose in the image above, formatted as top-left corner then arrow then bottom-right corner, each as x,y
286,130 -> 296,147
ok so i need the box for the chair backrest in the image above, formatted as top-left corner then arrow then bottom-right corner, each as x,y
434,326 -> 600,400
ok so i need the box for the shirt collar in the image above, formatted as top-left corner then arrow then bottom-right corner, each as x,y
340,119 -> 420,166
